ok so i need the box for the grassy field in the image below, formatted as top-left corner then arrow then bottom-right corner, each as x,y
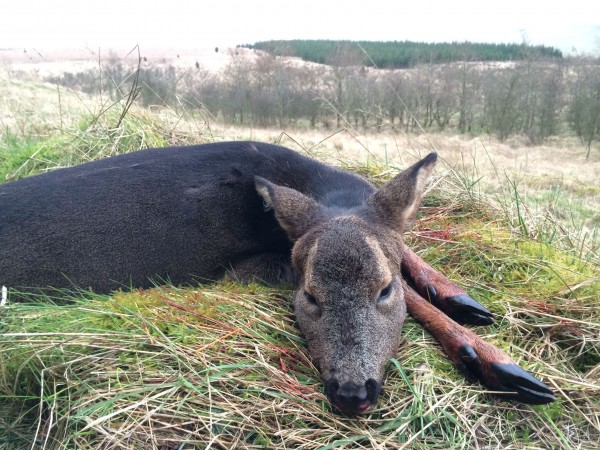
0,69 -> 599,449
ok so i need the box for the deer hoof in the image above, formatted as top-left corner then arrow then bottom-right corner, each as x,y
427,285 -> 494,325
457,344 -> 555,405
488,362 -> 556,405
446,294 -> 495,325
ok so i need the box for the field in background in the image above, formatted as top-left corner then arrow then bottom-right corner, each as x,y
0,48 -> 599,449
2,49 -> 598,257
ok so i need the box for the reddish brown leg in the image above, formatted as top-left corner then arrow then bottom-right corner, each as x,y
401,246 -> 494,325
402,279 -> 555,405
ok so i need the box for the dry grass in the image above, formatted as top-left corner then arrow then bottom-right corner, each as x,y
219,125 -> 600,200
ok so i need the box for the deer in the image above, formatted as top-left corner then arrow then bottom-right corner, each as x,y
0,141 -> 555,415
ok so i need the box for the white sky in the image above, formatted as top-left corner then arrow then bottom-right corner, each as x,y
1,0 -> 599,55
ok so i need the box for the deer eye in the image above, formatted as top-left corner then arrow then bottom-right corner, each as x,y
304,291 -> 319,306
379,282 -> 393,301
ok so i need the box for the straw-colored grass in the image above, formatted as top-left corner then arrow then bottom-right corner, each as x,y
1,88 -> 599,449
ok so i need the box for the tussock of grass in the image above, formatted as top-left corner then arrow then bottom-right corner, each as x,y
0,103 -> 210,181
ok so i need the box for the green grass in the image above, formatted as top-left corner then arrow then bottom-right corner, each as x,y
0,100 -> 209,182
1,101 -> 599,449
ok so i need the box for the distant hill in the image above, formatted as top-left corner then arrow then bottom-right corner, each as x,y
242,40 -> 563,68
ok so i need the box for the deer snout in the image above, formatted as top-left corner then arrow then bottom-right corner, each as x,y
324,378 -> 382,415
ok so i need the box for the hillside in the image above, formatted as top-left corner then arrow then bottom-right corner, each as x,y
243,40 -> 563,68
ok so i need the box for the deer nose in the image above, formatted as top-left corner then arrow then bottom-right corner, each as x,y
324,379 -> 382,415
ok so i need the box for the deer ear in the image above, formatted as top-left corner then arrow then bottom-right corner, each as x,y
255,176 -> 323,241
368,153 -> 437,233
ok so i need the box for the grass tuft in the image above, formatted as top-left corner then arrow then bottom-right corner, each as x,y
1,101 -> 210,182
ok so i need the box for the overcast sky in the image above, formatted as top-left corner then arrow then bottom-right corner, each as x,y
1,1 -> 599,55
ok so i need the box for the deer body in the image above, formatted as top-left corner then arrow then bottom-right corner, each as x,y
1,142 -> 378,291
0,141 -> 554,414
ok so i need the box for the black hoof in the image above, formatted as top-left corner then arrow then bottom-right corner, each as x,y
427,285 -> 494,325
447,294 -> 495,325
489,362 -> 556,405
457,344 -> 483,381
456,345 -> 555,405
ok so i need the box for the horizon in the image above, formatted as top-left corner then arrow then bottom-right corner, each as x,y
1,1 -> 598,56
0,38 -> 570,55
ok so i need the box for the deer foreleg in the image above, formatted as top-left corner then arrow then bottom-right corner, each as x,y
401,246 -> 494,325
402,279 -> 555,405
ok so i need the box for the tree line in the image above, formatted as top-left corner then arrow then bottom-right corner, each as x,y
242,40 -> 563,68
47,50 -> 600,157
